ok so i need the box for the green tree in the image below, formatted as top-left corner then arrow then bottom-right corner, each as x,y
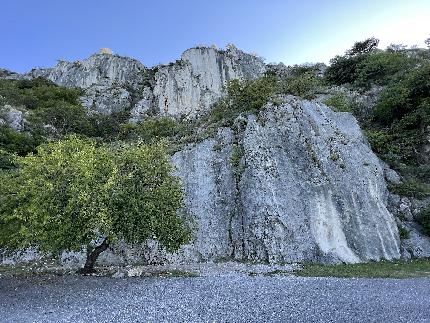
0,137 -> 190,273
325,37 -> 380,86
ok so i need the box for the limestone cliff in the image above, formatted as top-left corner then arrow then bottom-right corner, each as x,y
23,45 -> 265,120
165,97 -> 401,264
153,45 -> 266,117
3,45 -> 429,267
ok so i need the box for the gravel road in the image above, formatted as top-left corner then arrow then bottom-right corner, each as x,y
1,275 -> 430,323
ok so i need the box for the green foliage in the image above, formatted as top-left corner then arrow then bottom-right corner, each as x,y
354,51 -> 412,88
388,179 -> 430,199
295,259 -> 430,278
279,72 -> 322,99
230,144 -> 245,179
364,61 -> 430,170
0,126 -> 38,156
0,78 -> 82,110
365,130 -> 397,156
325,54 -> 366,85
0,136 -> 190,253
324,38 -> 413,88
209,75 -> 277,124
89,110 -> 132,140
374,63 -> 430,125
397,224 -> 410,240
29,103 -> 94,138
324,92 -> 351,112
0,149 -> 16,170
132,116 -> 190,143
418,206 -> 430,236
346,37 -> 379,57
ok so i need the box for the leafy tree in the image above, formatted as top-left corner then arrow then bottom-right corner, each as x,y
0,137 -> 190,273
345,37 -> 379,57
209,74 -> 277,124
374,62 -> 430,125
325,37 -> 380,86
354,51 -> 412,88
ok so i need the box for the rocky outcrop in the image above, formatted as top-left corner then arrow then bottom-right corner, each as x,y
0,105 -> 26,131
28,53 -> 147,89
3,97 -> 402,266
27,52 -> 149,115
15,46 -> 265,120
153,45 -> 266,118
388,193 -> 430,259
141,97 -> 400,264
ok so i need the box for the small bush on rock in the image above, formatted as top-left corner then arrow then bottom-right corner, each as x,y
324,92 -> 351,112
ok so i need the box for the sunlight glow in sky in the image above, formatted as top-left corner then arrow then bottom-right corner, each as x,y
1,0 -> 429,72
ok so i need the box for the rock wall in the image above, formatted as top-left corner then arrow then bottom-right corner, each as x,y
20,45 -> 265,119
27,53 -> 149,115
144,97 -> 400,264
153,46 -> 266,118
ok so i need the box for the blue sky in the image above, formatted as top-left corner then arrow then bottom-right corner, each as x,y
1,0 -> 429,72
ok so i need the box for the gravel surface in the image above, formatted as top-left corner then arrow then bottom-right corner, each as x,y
1,275 -> 430,322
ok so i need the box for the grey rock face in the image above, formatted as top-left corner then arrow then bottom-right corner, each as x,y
237,98 -> 399,263
129,87 -> 154,123
0,105 -> 25,131
153,46 -> 266,118
388,194 -> 430,258
170,128 -> 237,262
28,53 -> 149,115
28,53 -> 147,89
20,46 -> 265,120
143,97 -> 400,264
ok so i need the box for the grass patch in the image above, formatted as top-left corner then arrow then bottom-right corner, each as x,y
0,261 -> 64,278
294,259 -> 430,278
149,269 -> 199,278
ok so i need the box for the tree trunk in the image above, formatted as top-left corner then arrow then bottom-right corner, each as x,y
77,238 -> 109,274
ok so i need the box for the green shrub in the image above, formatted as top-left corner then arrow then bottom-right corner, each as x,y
89,110 -> 132,140
374,63 -> 430,125
0,126 -> 38,156
365,130 -> 396,156
279,72 -> 322,99
0,149 -> 16,170
0,78 -> 82,110
324,93 -> 351,112
230,144 -> 245,179
325,38 -> 379,86
388,179 -> 430,199
134,117 -> 178,143
30,103 -> 94,138
397,224 -> 410,240
418,206 -> 430,236
354,51 -> 412,88
325,54 -> 365,85
208,75 -> 277,124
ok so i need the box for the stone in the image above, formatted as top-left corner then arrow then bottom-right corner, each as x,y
153,46 -> 266,118
145,97 -> 401,264
27,53 -> 148,115
1,105 -> 25,131
400,222 -> 430,258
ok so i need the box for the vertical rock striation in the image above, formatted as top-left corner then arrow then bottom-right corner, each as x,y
170,97 -> 400,264
153,45 -> 266,118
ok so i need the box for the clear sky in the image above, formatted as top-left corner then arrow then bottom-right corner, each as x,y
1,0 -> 429,73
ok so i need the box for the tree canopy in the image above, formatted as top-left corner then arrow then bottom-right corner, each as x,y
0,136 -> 190,272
